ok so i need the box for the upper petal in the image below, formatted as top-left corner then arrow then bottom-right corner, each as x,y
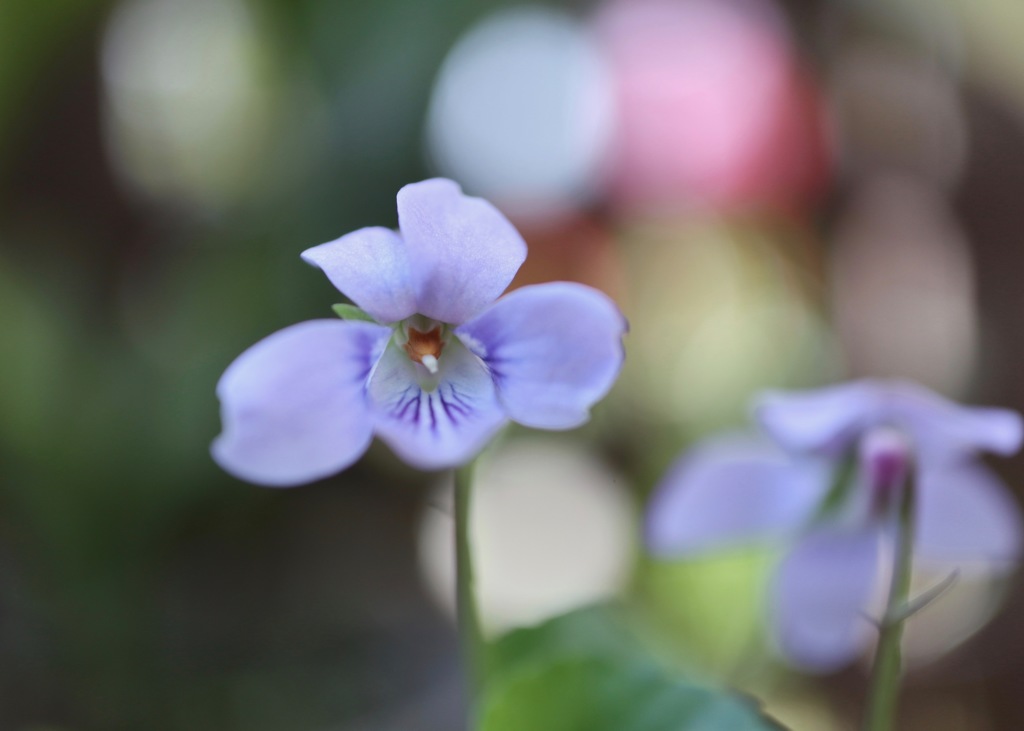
885,381 -> 1023,462
212,320 -> 390,486
771,524 -> 882,672
756,379 -> 1024,463
754,381 -> 882,456
398,178 -> 527,324
915,463 -> 1023,565
646,434 -> 831,557
455,282 -> 626,430
301,226 -> 418,324
367,338 -> 507,470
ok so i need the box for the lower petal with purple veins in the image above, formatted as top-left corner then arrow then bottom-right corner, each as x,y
368,337 -> 507,470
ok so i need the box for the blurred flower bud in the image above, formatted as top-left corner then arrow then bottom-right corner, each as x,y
859,426 -> 913,506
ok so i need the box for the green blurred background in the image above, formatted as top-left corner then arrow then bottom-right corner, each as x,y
4,0 -> 1024,729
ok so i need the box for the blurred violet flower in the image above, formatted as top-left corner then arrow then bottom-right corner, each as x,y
212,179 -> 626,486
647,380 -> 1022,671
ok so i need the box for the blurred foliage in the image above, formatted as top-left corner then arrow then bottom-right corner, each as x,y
481,657 -> 784,731
0,0 -> 111,166
481,606 -> 785,731
486,604 -> 642,681
637,552 -> 776,681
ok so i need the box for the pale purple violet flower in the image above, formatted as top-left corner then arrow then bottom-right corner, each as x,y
212,179 -> 626,486
647,380 -> 1023,672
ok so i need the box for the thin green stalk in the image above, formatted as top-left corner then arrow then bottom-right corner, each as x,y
863,477 -> 915,731
454,460 -> 486,723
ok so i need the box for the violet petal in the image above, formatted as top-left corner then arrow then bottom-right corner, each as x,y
212,320 -> 389,486
456,282 -> 626,429
915,463 -> 1023,565
771,523 -> 882,672
398,178 -> 527,325
301,226 -> 418,325
755,381 -> 881,456
887,382 -> 1023,462
368,339 -> 507,469
646,434 -> 831,557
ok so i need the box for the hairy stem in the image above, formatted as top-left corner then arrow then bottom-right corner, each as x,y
454,461 -> 486,726
863,478 -> 915,731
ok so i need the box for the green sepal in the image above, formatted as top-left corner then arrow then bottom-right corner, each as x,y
331,303 -> 376,322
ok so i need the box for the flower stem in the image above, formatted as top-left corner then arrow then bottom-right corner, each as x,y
863,477 -> 915,731
454,460 -> 486,726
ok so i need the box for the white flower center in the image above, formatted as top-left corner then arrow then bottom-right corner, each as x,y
395,316 -> 452,378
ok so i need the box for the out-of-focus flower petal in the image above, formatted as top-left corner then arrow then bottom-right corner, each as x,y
771,524 -> 882,671
301,226 -> 418,325
886,383 -> 1023,462
368,339 -> 507,470
915,464 -> 1023,565
757,379 -> 1024,462
397,178 -> 527,324
755,381 -> 880,455
646,435 -> 830,556
456,282 -> 625,429
212,320 -> 389,486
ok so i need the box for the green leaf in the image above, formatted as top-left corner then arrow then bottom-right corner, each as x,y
480,657 -> 785,731
482,607 -> 786,731
331,303 -> 376,322
487,605 -> 643,682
